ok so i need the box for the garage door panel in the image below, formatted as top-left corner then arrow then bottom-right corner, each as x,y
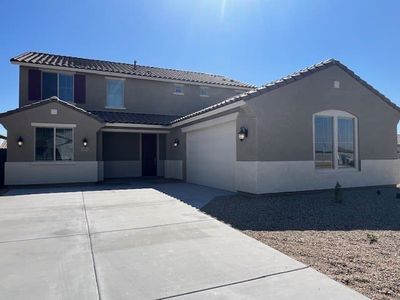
186,121 -> 236,191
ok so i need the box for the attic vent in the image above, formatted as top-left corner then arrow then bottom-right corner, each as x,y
334,81 -> 340,88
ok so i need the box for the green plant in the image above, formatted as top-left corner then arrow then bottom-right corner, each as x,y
367,233 -> 378,244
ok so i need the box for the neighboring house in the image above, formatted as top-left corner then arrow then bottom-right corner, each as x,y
0,134 -> 6,149
0,51 -> 399,194
397,134 -> 400,158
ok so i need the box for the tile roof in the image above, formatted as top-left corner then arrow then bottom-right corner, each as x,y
2,59 -> 398,128
89,110 -> 180,126
0,97 -> 103,122
0,97 -> 178,126
171,58 -> 400,124
11,52 -> 254,88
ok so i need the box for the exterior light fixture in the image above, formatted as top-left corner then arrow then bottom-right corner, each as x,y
238,127 -> 248,141
82,138 -> 88,148
173,139 -> 180,147
17,136 -> 23,147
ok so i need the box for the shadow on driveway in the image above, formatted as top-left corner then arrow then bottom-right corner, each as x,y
2,178 -> 232,209
201,186 -> 400,231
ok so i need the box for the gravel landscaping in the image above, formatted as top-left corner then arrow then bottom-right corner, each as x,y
201,186 -> 400,300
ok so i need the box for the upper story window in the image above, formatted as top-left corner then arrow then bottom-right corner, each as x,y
28,69 -> 86,103
106,78 -> 125,109
200,86 -> 209,97
314,110 -> 358,170
173,84 -> 184,95
42,72 -> 73,102
35,127 -> 73,161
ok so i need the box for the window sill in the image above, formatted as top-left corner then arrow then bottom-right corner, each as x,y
31,161 -> 76,165
314,167 -> 360,173
105,106 -> 126,110
173,92 -> 184,96
200,95 -> 209,98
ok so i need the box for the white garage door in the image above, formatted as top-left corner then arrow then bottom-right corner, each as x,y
186,120 -> 236,191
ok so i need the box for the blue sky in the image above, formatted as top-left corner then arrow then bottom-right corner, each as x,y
0,0 -> 399,134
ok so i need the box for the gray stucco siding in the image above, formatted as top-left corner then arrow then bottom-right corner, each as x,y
0,101 -> 103,162
19,66 -> 247,116
237,65 -> 399,162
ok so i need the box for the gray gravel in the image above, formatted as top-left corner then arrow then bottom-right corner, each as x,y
201,186 -> 400,300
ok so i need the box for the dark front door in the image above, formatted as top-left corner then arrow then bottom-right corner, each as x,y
142,134 -> 157,176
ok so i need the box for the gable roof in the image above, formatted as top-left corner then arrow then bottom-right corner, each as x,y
11,52 -> 254,89
2,59 -> 398,127
0,97 -> 103,123
171,58 -> 400,124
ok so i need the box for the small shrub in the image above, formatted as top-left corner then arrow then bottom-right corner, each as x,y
334,182 -> 343,203
367,233 -> 378,244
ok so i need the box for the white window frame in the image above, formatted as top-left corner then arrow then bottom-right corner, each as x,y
200,86 -> 209,98
33,125 -> 75,162
41,70 -> 75,102
313,110 -> 358,171
105,77 -> 126,109
173,84 -> 184,95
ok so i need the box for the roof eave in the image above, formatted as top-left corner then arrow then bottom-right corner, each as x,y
11,60 -> 254,90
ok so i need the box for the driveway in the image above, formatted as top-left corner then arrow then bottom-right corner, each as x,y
0,181 -> 367,299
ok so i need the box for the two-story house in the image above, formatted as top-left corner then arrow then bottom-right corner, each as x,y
0,52 -> 399,193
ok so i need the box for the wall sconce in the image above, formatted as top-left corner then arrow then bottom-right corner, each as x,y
17,136 -> 23,147
82,138 -> 88,148
173,139 -> 180,147
238,127 -> 248,141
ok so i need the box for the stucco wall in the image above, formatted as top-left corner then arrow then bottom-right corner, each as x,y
0,101 -> 103,162
19,66 -> 247,116
237,65 -> 399,161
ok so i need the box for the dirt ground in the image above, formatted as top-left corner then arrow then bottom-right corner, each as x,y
202,186 -> 400,300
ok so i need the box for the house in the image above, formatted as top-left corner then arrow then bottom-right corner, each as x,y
397,134 -> 400,158
0,51 -> 399,193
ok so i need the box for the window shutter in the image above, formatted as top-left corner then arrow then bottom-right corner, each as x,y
74,74 -> 86,103
28,69 -> 42,101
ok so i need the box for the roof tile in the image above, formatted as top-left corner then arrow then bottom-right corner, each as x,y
11,52 -> 254,88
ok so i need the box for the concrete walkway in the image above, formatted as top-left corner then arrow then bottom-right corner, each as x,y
0,182 -> 368,299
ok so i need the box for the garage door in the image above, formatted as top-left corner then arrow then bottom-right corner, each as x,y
186,120 -> 236,191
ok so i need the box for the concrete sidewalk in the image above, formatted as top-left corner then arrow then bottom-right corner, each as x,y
0,182 -> 368,299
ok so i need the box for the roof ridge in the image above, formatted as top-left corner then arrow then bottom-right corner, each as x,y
171,58 -> 399,124
88,109 -> 181,118
11,51 -> 254,87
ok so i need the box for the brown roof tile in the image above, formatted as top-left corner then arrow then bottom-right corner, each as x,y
11,52 -> 254,88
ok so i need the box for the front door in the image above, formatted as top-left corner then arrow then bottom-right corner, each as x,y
141,134 -> 157,176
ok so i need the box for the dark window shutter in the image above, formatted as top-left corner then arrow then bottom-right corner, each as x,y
28,69 -> 42,100
74,74 -> 86,103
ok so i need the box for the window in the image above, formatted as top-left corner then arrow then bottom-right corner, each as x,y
42,72 -> 58,100
174,84 -> 184,95
314,116 -> 334,169
106,79 -> 125,108
314,111 -> 357,170
42,72 -> 74,102
337,118 -> 355,168
58,74 -> 73,101
200,86 -> 209,97
35,127 -> 73,161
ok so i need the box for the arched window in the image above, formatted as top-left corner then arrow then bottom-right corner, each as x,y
313,110 -> 358,170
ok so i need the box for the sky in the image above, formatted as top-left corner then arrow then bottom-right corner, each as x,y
0,0 -> 399,134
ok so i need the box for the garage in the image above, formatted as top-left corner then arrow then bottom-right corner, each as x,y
185,115 -> 237,191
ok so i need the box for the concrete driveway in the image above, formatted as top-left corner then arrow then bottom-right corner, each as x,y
0,181 -> 367,299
